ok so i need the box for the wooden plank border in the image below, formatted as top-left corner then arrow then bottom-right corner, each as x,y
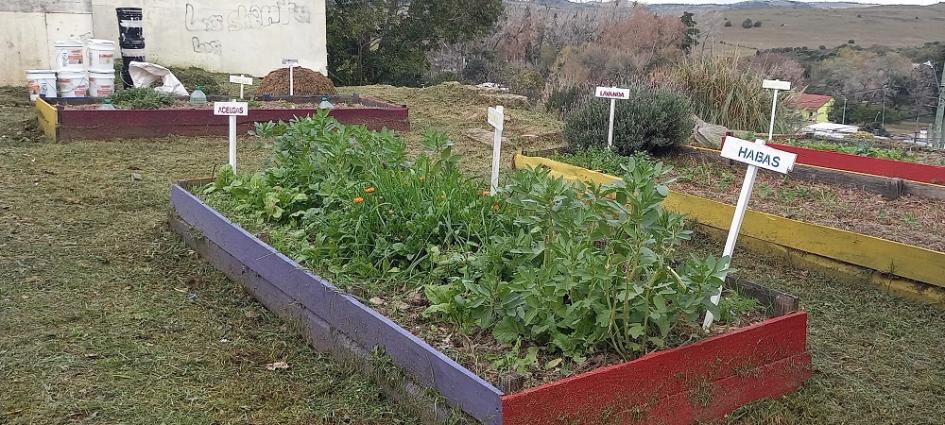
40,94 -> 409,143
754,140 -> 945,186
513,154 -> 945,302
684,146 -> 945,202
170,183 -> 503,424
501,312 -> 810,425
34,97 -> 58,142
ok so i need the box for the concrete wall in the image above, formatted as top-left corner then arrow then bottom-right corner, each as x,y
0,2 -> 95,85
0,0 -> 327,85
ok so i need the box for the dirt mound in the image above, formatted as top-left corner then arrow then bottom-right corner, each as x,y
258,67 -> 336,96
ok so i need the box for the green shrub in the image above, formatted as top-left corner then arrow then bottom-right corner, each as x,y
563,85 -> 693,155
107,87 -> 175,109
742,19 -> 753,29
545,85 -> 583,116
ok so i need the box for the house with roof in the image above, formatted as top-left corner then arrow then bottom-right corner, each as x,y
788,93 -> 835,123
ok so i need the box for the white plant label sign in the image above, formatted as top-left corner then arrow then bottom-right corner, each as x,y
229,75 -> 253,99
594,86 -> 630,99
214,101 -> 249,116
721,136 -> 797,174
214,101 -> 249,171
595,86 -> 630,149
487,106 -> 505,195
229,75 -> 253,85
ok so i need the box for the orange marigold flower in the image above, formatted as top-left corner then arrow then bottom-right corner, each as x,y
353,196 -> 365,204
481,190 -> 491,196
364,186 -> 376,193
492,202 -> 500,211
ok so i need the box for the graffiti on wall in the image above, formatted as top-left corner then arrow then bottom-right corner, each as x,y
184,1 -> 310,32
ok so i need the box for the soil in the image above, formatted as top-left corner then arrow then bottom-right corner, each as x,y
662,154 -> 945,252
257,67 -> 337,96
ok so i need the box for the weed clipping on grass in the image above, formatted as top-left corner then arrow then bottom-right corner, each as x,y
203,112 -> 736,377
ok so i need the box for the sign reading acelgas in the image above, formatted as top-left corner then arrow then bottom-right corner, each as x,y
214,101 -> 248,116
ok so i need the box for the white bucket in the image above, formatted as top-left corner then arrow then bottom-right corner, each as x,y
26,70 -> 58,101
57,70 -> 89,97
89,71 -> 115,97
87,39 -> 116,72
55,40 -> 85,70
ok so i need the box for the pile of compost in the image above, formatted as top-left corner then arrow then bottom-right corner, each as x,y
258,67 -> 337,96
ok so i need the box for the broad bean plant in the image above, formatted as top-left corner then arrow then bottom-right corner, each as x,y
205,112 -> 725,363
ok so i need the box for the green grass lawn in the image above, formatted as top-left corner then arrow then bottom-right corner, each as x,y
1,85 -> 943,424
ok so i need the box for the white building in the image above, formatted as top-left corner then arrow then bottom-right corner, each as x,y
0,0 -> 328,85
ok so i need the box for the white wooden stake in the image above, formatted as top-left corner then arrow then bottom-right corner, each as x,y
703,79 -> 793,331
595,87 -> 629,150
239,75 -> 245,99
229,114 -> 237,170
214,101 -> 249,172
487,105 -> 505,195
607,98 -> 616,149
282,59 -> 299,96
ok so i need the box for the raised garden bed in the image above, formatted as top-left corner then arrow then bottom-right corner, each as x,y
520,153 -> 945,306
169,178 -> 811,424
723,138 -> 945,185
34,94 -> 409,142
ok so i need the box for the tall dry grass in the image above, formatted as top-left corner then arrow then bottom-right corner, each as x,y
672,56 -> 800,133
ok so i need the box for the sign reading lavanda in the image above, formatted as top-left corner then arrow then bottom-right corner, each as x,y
595,86 -> 630,100
721,136 -> 797,174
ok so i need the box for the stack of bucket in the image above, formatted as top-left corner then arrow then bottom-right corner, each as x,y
25,39 -> 116,100
88,39 -> 117,97
116,7 -> 145,89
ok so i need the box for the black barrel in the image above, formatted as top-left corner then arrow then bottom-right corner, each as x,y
116,8 -> 145,88
116,8 -> 143,42
118,38 -> 146,89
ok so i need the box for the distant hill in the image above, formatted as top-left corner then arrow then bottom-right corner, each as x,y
505,0 -> 876,13
697,2 -> 945,53
503,1 -> 945,52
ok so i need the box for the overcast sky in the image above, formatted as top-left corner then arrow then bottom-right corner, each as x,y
577,1 -> 941,5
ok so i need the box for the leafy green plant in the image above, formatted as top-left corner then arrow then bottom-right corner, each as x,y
205,112 -> 728,365
107,87 -> 175,109
489,339 -> 540,375
716,290 -> 763,324
783,138 -> 915,162
425,157 -> 725,360
563,85 -> 693,155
